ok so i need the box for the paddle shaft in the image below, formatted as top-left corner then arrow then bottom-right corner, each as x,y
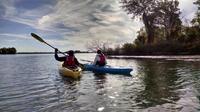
80,59 -> 93,63
31,33 -> 66,56
80,59 -> 111,67
44,41 -> 66,56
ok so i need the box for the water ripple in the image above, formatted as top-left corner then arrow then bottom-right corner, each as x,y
0,54 -> 200,111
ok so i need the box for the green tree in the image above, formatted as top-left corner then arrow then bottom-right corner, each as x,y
134,28 -> 147,46
122,43 -> 134,55
121,0 -> 182,43
0,47 -> 17,54
10,47 -> 17,54
121,0 -> 157,44
155,0 -> 182,40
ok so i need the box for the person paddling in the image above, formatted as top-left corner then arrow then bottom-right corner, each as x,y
54,48 -> 80,69
93,49 -> 107,66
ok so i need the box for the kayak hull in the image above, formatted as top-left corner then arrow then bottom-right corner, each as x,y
59,67 -> 82,79
83,64 -> 132,75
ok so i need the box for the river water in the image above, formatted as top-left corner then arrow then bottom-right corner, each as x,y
0,54 -> 200,112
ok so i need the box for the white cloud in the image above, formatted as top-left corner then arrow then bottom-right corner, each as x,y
38,15 -> 50,25
1,0 -> 55,32
0,33 -> 29,39
47,39 -> 70,46
41,0 -> 139,49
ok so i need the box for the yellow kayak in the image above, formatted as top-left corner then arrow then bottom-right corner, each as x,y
59,66 -> 82,79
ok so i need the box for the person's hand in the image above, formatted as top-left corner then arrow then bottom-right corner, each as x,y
55,48 -> 58,52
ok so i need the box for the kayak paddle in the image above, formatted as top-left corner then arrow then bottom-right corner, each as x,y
31,33 -> 85,69
80,59 -> 93,63
80,59 -> 111,67
30,33 -> 66,56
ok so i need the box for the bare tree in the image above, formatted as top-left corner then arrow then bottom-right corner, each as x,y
85,40 -> 109,52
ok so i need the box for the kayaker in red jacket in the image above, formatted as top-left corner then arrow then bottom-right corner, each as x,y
93,49 -> 107,66
54,48 -> 80,69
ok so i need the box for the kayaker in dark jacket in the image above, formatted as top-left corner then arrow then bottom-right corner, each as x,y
93,49 -> 107,66
54,48 -> 80,69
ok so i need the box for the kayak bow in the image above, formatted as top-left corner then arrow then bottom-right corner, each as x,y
59,66 -> 82,79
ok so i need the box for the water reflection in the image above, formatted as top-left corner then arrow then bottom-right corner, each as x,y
135,60 -> 181,108
93,73 -> 107,95
41,75 -> 82,112
60,77 -> 80,99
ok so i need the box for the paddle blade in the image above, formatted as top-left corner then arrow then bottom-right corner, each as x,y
31,33 -> 45,43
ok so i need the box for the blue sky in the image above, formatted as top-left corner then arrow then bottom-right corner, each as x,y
0,0 -> 198,52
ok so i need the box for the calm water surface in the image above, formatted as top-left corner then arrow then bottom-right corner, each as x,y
0,54 -> 200,112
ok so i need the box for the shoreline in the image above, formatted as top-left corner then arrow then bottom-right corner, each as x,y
107,55 -> 200,59
1,53 -> 200,60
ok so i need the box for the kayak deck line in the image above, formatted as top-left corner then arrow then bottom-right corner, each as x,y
83,64 -> 133,75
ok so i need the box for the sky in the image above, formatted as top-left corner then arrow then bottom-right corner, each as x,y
0,0 -> 198,52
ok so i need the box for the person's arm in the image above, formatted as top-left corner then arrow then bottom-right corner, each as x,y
104,54 -> 107,64
93,55 -> 99,65
74,58 -> 80,65
54,49 -> 66,62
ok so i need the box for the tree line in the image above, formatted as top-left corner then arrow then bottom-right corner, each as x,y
94,0 -> 200,55
0,47 -> 17,54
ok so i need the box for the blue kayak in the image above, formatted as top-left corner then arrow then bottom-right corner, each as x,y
83,64 -> 133,75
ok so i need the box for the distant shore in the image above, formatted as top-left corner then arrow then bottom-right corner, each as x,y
17,51 -> 92,54
17,52 -> 53,54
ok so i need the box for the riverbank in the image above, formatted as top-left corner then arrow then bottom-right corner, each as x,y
108,55 -> 200,60
105,39 -> 200,56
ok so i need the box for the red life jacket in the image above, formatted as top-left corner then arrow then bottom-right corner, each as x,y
63,56 -> 75,67
99,54 -> 106,64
